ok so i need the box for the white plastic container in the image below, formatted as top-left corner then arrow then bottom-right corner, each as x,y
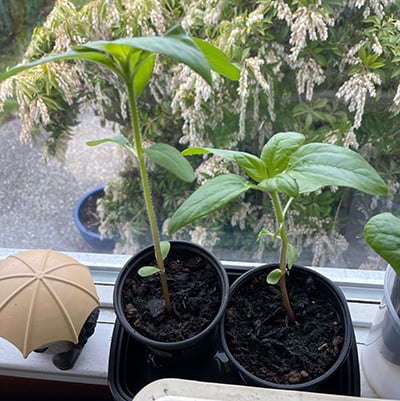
132,378 -> 394,401
362,265 -> 400,399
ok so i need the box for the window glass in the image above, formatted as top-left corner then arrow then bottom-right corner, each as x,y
0,0 -> 399,271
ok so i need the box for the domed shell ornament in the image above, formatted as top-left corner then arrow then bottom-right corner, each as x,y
0,249 -> 100,358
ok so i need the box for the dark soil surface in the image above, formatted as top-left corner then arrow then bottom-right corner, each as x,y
225,270 -> 344,385
78,190 -> 103,232
122,255 -> 222,342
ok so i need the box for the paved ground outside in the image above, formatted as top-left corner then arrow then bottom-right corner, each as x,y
0,111 -> 124,253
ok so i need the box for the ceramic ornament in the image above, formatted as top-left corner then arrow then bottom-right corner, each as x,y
0,249 -> 100,360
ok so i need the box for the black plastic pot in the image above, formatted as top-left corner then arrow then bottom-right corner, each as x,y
113,240 -> 229,365
220,264 -> 360,395
108,264 -> 360,401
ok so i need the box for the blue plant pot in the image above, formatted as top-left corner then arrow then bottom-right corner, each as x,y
73,185 -> 115,251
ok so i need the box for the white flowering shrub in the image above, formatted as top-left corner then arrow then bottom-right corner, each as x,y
1,0 -> 399,266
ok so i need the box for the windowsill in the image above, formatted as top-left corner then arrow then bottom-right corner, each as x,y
0,249 -> 386,398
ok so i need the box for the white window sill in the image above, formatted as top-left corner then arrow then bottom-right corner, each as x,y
0,249 -> 386,398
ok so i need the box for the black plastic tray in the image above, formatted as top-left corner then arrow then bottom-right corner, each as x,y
108,267 -> 360,401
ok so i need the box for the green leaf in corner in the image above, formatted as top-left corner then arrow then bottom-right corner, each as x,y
138,266 -> 161,277
364,213 -> 400,276
160,241 -> 171,261
267,268 -> 283,285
